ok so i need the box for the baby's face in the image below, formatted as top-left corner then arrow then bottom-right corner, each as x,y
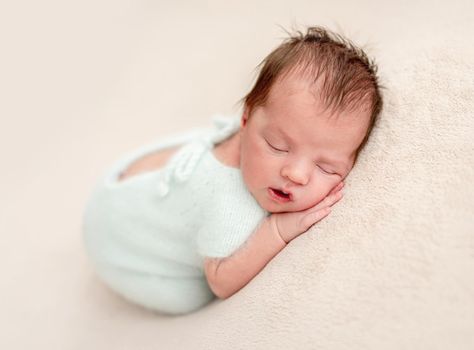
238,74 -> 370,213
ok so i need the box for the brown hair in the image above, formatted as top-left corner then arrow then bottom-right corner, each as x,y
239,26 -> 384,158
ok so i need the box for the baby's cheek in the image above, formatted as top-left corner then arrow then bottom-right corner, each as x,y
309,192 -> 327,208
308,181 -> 336,205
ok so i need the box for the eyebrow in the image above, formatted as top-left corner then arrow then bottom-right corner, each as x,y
319,157 -> 348,172
274,125 -> 295,143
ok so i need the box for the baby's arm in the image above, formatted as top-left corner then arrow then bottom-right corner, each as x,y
205,182 -> 344,299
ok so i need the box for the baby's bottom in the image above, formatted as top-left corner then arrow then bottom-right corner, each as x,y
95,264 -> 215,316
84,126 -> 217,315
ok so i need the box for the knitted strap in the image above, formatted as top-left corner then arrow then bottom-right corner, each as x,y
155,115 -> 240,198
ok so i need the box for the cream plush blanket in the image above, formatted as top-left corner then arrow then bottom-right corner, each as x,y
180,42 -> 474,349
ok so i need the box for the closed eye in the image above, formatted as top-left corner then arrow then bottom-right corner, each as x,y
265,139 -> 287,152
317,164 -> 337,175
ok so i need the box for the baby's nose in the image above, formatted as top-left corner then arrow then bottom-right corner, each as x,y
281,162 -> 310,185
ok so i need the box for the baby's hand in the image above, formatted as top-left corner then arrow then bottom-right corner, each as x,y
270,181 -> 345,243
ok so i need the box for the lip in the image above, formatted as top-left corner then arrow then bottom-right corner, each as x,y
268,187 -> 292,203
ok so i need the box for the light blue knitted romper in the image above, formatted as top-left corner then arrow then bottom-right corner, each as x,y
82,115 -> 268,315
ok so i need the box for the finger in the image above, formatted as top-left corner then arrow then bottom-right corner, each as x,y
300,207 -> 331,230
328,181 -> 344,196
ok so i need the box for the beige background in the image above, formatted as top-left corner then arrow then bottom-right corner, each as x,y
1,0 -> 473,349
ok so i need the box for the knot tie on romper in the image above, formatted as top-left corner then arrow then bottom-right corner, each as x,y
155,115 -> 241,198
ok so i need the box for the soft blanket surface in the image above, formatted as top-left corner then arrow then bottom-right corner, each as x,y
189,42 -> 474,350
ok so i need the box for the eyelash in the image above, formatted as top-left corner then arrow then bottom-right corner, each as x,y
266,139 -> 287,153
265,139 -> 337,176
317,165 -> 336,175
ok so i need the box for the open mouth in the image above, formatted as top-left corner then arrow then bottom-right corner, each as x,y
269,188 -> 292,202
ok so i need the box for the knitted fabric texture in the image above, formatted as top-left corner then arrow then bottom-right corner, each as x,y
83,115 -> 268,281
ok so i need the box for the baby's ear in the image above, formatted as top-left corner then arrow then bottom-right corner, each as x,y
241,107 -> 250,128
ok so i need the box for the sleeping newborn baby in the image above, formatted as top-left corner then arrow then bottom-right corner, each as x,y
82,26 -> 384,315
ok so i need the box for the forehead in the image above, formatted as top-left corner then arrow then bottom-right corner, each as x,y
262,109 -> 367,153
264,74 -> 369,132
259,74 -> 370,162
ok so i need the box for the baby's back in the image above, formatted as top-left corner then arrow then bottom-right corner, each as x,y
117,145 -> 181,182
